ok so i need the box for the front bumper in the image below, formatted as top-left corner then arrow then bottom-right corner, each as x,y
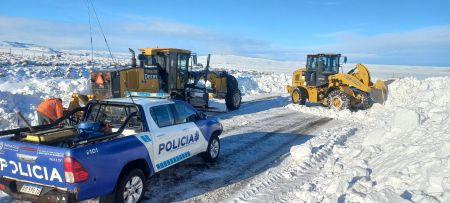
0,178 -> 77,203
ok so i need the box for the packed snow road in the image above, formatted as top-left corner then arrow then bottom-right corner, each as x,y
139,96 -> 345,203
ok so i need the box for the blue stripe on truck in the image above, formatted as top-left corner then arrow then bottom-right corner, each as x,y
156,151 -> 191,170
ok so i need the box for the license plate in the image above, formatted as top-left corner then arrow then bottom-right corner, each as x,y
20,183 -> 43,196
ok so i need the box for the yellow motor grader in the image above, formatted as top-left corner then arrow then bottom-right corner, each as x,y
65,48 -> 241,113
287,54 -> 387,110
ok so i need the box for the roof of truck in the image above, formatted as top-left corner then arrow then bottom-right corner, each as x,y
101,97 -> 173,107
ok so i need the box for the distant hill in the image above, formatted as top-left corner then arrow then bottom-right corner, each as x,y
0,41 -> 62,54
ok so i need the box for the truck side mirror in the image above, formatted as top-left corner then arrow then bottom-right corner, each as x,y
343,56 -> 347,64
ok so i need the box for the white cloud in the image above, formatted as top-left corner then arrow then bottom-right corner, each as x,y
309,25 -> 450,65
1,14 -> 449,66
0,15 -> 271,56
0,15 -> 89,49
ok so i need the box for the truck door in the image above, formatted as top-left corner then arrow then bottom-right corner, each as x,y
172,101 -> 208,154
148,104 -> 197,172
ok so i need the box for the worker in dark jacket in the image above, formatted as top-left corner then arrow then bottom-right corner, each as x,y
36,98 -> 63,125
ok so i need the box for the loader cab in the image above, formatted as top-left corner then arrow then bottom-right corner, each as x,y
305,54 -> 341,86
138,48 -> 196,94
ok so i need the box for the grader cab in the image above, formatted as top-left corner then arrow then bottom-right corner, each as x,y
85,48 -> 241,111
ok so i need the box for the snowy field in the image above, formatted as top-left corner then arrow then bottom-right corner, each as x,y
1,42 -> 450,202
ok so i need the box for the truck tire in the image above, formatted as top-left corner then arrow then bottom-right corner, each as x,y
203,135 -> 220,162
327,90 -> 350,110
225,74 -> 241,110
115,168 -> 146,203
292,88 -> 306,105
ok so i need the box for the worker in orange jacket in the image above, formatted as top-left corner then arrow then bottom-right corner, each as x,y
36,98 -> 63,125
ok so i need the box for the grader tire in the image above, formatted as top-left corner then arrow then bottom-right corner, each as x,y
292,88 -> 306,105
328,90 -> 350,110
225,74 -> 241,111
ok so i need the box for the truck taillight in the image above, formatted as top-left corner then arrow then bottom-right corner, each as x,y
64,156 -> 89,183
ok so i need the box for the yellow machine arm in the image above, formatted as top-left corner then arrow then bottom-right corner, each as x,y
349,63 -> 388,104
65,93 -> 93,112
330,63 -> 387,103
352,64 -> 371,87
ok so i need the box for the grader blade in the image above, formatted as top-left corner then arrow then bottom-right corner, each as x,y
370,80 -> 388,104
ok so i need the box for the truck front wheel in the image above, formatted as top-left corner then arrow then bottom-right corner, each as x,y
115,169 -> 146,203
203,135 -> 220,162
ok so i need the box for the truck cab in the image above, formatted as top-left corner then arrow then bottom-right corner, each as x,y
0,96 -> 223,202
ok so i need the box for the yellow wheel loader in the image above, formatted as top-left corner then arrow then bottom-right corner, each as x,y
66,48 -> 241,112
287,54 -> 387,110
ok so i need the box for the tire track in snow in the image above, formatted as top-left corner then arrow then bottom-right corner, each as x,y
221,111 -> 299,135
233,126 -> 357,203
183,117 -> 333,203
221,115 -> 323,158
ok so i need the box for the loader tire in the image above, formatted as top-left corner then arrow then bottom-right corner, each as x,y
225,74 -> 241,111
353,91 -> 372,110
292,88 -> 306,105
328,90 -> 350,110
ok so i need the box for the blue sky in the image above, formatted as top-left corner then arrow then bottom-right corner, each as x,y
0,0 -> 449,66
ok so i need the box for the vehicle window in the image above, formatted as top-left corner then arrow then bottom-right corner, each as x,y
323,56 -> 339,73
150,53 -> 166,69
178,54 -> 189,73
86,104 -> 142,130
150,105 -> 175,128
307,57 -> 317,71
173,102 -> 197,124
87,104 -> 101,121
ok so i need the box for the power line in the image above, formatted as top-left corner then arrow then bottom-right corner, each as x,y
87,0 -> 116,65
82,0 -> 94,68
83,0 -> 135,104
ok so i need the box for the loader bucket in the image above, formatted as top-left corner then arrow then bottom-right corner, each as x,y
370,80 -> 388,104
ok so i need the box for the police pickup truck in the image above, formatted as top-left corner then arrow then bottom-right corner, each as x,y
0,95 -> 223,203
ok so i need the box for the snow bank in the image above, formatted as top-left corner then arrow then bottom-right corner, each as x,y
288,76 -> 450,202
0,79 -> 89,130
230,70 -> 291,95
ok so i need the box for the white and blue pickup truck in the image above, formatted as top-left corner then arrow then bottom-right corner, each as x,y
0,96 -> 223,203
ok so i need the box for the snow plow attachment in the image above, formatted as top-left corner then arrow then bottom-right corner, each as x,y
370,80 -> 388,104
